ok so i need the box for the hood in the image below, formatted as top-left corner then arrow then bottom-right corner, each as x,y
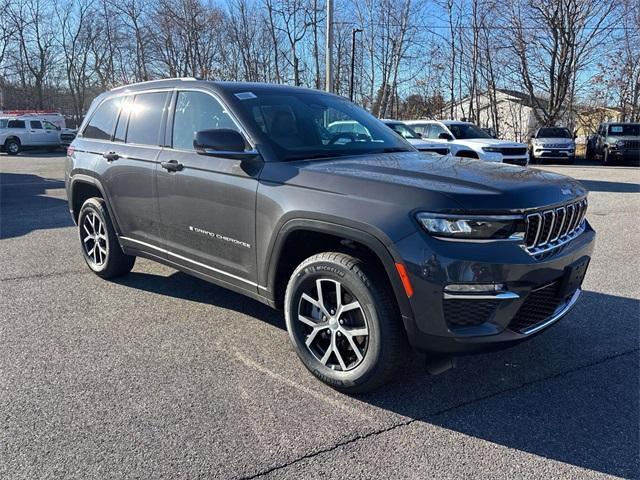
457,138 -> 526,148
282,152 -> 586,212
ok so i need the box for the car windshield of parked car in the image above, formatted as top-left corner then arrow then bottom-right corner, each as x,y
608,124 -> 640,136
537,127 -> 571,138
447,123 -> 492,139
386,122 -> 421,140
235,91 -> 413,161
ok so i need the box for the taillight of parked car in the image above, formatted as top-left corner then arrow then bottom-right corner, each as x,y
67,146 -> 75,157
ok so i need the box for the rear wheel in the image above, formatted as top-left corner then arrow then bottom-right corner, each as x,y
284,252 -> 408,393
78,197 -> 135,278
4,139 -> 20,155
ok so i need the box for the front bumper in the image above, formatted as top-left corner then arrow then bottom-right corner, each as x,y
533,148 -> 575,160
609,149 -> 640,162
394,221 -> 596,354
502,155 -> 529,166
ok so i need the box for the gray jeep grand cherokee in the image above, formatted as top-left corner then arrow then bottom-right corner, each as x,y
66,79 -> 595,393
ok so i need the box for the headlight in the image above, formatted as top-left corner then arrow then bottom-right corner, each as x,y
482,147 -> 502,153
616,140 -> 626,147
416,213 -> 525,240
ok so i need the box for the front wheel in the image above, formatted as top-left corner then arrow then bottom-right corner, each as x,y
78,197 -> 135,278
284,252 -> 408,393
4,139 -> 20,155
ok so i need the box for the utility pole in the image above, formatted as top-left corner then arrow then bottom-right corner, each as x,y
325,0 -> 334,92
349,28 -> 363,102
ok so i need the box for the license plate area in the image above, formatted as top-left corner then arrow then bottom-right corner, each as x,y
558,257 -> 590,299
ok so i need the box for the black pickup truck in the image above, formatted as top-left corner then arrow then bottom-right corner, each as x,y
66,79 -> 595,392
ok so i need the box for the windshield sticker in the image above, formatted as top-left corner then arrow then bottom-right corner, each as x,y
235,92 -> 257,100
611,126 -> 623,133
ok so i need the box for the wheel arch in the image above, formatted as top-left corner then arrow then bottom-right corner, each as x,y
69,176 -> 122,234
264,218 -> 414,322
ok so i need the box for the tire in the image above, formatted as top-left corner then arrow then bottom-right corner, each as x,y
78,197 -> 135,278
585,146 -> 594,162
284,252 -> 408,394
4,139 -> 20,156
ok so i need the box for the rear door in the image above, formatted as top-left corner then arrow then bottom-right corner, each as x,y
155,89 -> 260,291
96,91 -> 170,251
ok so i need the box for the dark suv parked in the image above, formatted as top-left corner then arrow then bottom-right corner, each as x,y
586,122 -> 640,165
66,79 -> 595,393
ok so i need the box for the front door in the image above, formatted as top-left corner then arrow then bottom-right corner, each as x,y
156,90 -> 261,292
28,120 -> 48,145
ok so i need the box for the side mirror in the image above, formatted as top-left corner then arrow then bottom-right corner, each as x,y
194,129 -> 258,160
438,132 -> 453,141
415,132 -> 423,139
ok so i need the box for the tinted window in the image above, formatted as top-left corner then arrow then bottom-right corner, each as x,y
172,91 -> 239,151
234,91 -> 411,160
114,96 -> 133,143
608,124 -> 640,136
30,120 -> 43,129
127,92 -> 168,146
8,120 -> 25,129
385,122 -> 420,139
537,127 -> 571,138
448,123 -> 491,139
0,119 -> 7,128
84,97 -> 122,140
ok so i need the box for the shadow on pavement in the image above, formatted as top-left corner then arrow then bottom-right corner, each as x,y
0,172 -> 73,239
112,269 -> 640,477
116,270 -> 286,331
578,179 -> 639,193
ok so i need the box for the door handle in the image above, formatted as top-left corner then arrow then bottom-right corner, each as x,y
103,152 -> 119,161
161,160 -> 183,172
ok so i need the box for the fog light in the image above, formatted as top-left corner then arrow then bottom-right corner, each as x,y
444,283 -> 505,294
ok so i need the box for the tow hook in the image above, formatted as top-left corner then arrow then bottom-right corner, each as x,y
425,355 -> 457,375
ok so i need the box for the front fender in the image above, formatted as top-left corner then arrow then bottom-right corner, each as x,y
263,216 -> 414,322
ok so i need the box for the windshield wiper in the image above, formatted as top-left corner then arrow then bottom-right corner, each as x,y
285,152 -> 340,161
379,147 -> 412,153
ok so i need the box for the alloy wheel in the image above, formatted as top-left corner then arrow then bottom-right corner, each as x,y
82,211 -> 108,266
296,278 -> 369,371
7,142 -> 19,154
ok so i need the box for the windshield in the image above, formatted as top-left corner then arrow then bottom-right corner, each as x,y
385,122 -> 420,140
447,123 -> 492,139
233,91 -> 413,161
537,127 -> 571,138
608,124 -> 640,136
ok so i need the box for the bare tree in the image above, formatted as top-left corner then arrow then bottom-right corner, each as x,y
507,0 -> 619,126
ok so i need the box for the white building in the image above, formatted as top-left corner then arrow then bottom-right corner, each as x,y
448,89 -> 560,142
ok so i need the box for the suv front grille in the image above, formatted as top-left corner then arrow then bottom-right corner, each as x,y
498,147 -> 528,156
509,281 -> 563,333
620,140 -> 640,149
444,299 -> 498,328
525,199 -> 587,255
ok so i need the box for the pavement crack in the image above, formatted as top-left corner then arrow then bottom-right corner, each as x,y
0,269 -> 90,282
240,348 -> 639,479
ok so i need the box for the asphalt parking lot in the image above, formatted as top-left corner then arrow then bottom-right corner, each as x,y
1,153 -> 638,479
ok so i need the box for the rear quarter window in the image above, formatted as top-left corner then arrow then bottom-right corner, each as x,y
83,97 -> 122,140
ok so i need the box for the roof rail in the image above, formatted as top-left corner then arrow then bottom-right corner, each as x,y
110,77 -> 202,92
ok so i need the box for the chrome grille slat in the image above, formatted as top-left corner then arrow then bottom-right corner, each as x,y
525,199 -> 588,256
